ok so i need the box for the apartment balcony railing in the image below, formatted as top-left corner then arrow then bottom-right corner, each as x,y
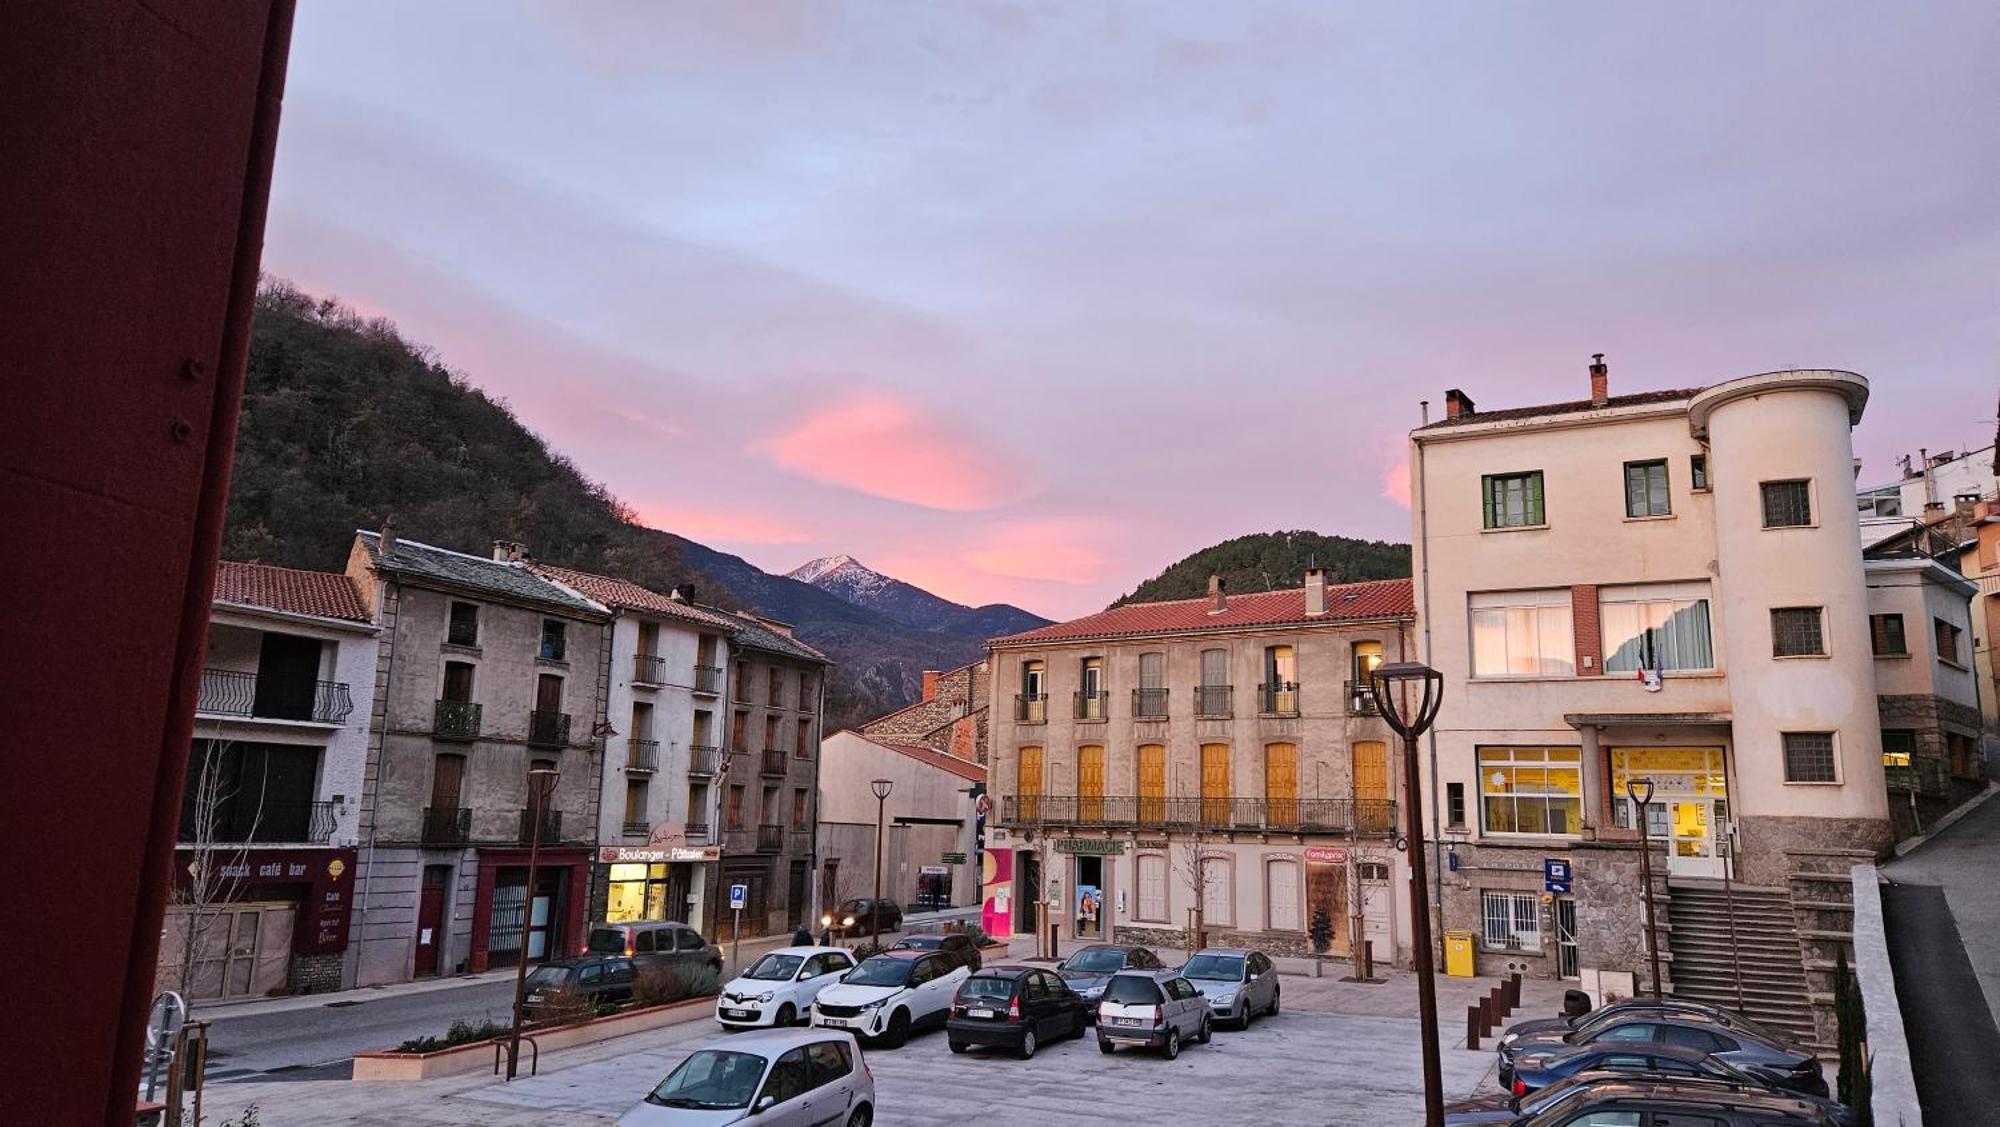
685,821 -> 712,843
1344,680 -> 1381,716
687,746 -> 721,778
198,669 -> 354,724
625,738 -> 660,773
693,664 -> 723,695
621,820 -> 651,837
422,805 -> 471,846
1885,758 -> 1949,796
1194,684 -> 1232,718
1074,690 -> 1107,721
1014,693 -> 1047,724
528,709 -> 571,748
632,653 -> 666,685
180,799 -> 336,845
519,807 -> 563,845
1132,687 -> 1169,720
755,824 -> 785,852
433,699 -> 482,741
1260,681 -> 1300,717
760,749 -> 787,776
999,795 -> 1397,836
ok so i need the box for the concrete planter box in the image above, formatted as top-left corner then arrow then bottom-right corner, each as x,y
353,993 -> 717,1082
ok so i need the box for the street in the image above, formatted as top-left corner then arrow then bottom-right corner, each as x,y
203,978 -> 520,1083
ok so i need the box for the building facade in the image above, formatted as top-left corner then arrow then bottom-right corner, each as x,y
856,660 -> 991,765
986,573 -> 1416,962
817,731 -> 986,916
1863,554 -> 1984,839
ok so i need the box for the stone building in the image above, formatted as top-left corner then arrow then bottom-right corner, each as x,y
985,573 -> 1415,962
856,660 -> 991,764
342,531 -> 610,985
817,731 -> 986,917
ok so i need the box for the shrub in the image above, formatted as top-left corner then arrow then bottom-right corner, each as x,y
964,923 -> 990,947
633,965 -> 686,1007
849,941 -> 888,961
1309,908 -> 1333,955
677,964 -> 722,1000
531,987 -> 596,1028
395,1016 -> 507,1054
219,1106 -> 261,1127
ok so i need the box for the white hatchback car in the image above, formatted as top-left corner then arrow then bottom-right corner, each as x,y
618,1027 -> 874,1127
810,950 -> 969,1048
717,947 -> 857,1029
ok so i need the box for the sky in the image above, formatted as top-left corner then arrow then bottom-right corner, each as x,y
267,1 -> 1998,620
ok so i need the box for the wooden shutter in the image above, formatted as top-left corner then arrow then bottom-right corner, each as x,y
1353,741 -> 1389,832
1017,746 -> 1043,821
430,753 -> 465,807
1077,745 -> 1105,822
1265,743 -> 1298,826
1137,744 -> 1165,824
1200,744 -> 1230,826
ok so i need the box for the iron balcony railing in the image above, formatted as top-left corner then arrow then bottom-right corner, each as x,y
760,749 -> 787,776
422,805 -> 471,845
1194,684 -> 1232,718
622,820 -> 651,837
433,699 -> 482,741
1132,687 -> 1169,720
626,738 -> 660,773
528,709 -> 571,748
519,807 -> 563,845
1884,758 -> 1949,796
632,653 -> 666,685
180,799 -> 337,845
756,824 -> 785,852
1015,693 -> 1048,724
685,821 -> 712,843
999,795 -> 1397,836
1345,680 -> 1381,716
693,664 -> 724,694
1074,690 -> 1107,721
197,669 -> 354,724
1260,681 -> 1300,716
687,746 -> 721,777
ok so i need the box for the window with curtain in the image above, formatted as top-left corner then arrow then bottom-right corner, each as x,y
1482,471 -> 1545,528
1600,582 -> 1714,673
1198,649 -> 1230,716
1135,652 -> 1167,718
1137,854 -> 1167,922
1477,747 -> 1583,835
1470,589 -> 1575,676
1623,459 -> 1670,517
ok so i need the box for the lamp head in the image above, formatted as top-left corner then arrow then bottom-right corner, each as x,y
1626,776 -> 1656,805
871,778 -> 894,800
1367,661 -> 1444,739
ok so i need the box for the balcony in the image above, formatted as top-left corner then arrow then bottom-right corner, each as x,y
693,664 -> 723,695
198,669 -> 354,724
1074,690 -> 1107,721
685,821 -> 712,843
1344,680 -> 1380,716
519,807 -> 563,845
528,709 -> 571,748
687,746 -> 721,778
1194,684 -> 1232,718
1132,687 -> 1169,720
632,653 -> 665,685
422,805 -> 470,845
760,749 -> 787,776
756,824 -> 785,852
622,820 -> 651,837
625,738 -> 660,773
1014,693 -> 1047,724
999,795 -> 1397,836
180,799 -> 336,845
433,699 -> 482,741
1260,681 -> 1300,717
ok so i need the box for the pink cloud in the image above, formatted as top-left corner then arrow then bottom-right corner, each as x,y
754,395 -> 1031,511
1381,452 -> 1412,509
633,506 -> 814,545
964,520 -> 1108,586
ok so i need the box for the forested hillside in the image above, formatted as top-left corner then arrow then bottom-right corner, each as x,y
1111,530 -> 1410,607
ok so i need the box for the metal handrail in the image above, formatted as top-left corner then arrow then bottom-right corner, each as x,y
760,749 -> 787,776
1260,680 -> 1300,716
197,668 -> 355,723
755,824 -> 785,852
693,664 -> 723,694
1131,687 -> 1169,719
998,794 -> 1397,835
687,746 -> 721,777
632,653 -> 666,684
1014,693 -> 1047,723
1194,684 -> 1232,718
518,807 -> 562,845
1344,680 -> 1381,715
527,710 -> 571,748
422,805 -> 471,845
179,799 -> 337,845
1073,690 -> 1107,720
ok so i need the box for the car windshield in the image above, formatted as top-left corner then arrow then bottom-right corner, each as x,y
744,954 -> 805,981
585,928 -> 625,954
1180,954 -> 1245,982
838,900 -> 869,914
1102,975 -> 1163,1004
844,957 -> 914,987
1061,948 -> 1127,973
959,976 -> 1015,1001
646,1050 -> 766,1110
895,936 -> 941,948
525,965 -> 569,989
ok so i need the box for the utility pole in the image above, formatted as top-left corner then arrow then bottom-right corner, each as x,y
870,778 -> 893,946
1628,776 -> 1663,997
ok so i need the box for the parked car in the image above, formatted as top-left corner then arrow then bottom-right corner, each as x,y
1178,948 -> 1280,1028
587,920 -> 724,978
1054,943 -> 1164,1009
890,932 -> 982,972
523,955 -> 636,1018
1499,1010 -> 1826,1097
1512,1078 -> 1845,1126
1500,997 -> 1784,1050
811,950 -> 969,1047
617,1027 -> 873,1126
1448,1072 -> 1854,1127
946,965 -> 1091,1059
826,898 -> 903,937
1095,969 -> 1211,1059
1505,1040 -> 1761,1096
717,947 -> 858,1029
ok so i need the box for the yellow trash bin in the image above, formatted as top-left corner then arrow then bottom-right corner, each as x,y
1444,929 -> 1476,978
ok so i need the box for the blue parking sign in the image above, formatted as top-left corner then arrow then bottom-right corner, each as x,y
1543,858 -> 1572,894
729,883 -> 747,910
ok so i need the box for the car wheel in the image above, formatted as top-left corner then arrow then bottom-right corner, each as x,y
846,1105 -> 872,1127
1098,1038 -> 1115,1055
948,1039 -> 968,1054
1019,1028 -> 1038,1059
1267,988 -> 1279,1017
775,1003 -> 796,1028
1197,1016 -> 1212,1044
883,1008 -> 911,1049
1163,1027 -> 1181,1060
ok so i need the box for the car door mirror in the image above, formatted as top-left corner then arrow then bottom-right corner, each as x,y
753,1095 -> 777,1114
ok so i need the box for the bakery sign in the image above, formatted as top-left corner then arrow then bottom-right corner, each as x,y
598,845 -> 721,863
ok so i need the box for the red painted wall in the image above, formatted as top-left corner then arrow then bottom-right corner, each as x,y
468,850 -> 592,972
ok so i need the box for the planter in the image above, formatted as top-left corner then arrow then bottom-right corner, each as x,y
353,993 -> 717,1082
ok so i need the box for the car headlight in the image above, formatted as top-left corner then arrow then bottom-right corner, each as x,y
1212,992 -> 1236,1004
843,916 -> 856,927
858,996 -> 890,1010
753,992 -> 774,1003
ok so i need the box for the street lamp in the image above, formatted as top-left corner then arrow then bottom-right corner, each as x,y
1369,661 -> 1445,1127
870,778 -> 894,947
508,765 -> 560,1080
1627,776 -> 1664,998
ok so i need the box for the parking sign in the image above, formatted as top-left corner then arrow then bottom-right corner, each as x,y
1543,858 -> 1573,894
729,883 -> 747,910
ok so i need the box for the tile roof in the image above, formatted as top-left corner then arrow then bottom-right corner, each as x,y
990,578 -> 1413,647
856,734 -> 987,783
1415,387 -> 1704,431
356,531 -> 605,616
213,561 -> 372,622
728,612 -> 830,665
530,564 -> 742,633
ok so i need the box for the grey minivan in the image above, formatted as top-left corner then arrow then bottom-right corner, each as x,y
589,920 -> 724,978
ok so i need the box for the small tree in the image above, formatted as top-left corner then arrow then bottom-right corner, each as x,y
166,740 -> 265,1009
1170,832 -> 1223,950
1309,907 -> 1334,955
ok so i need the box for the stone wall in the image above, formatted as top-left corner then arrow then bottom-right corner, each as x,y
1571,840 -> 1665,990
1109,923 -> 1315,958
287,950 -> 344,994
1737,816 -> 1891,888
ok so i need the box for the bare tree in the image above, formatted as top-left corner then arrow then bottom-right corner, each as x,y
164,740 -> 265,1010
1169,830 -> 1224,951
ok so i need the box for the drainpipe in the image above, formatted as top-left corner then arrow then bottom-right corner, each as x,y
354,574 -> 400,984
809,662 -> 827,929
1413,431 -> 1444,918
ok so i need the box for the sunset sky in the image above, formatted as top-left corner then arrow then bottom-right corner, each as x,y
267,2 -> 1997,620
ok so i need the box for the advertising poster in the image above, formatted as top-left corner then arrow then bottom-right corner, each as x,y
981,848 -> 1014,938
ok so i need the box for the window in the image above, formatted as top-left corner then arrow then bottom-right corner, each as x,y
447,601 -> 479,646
1263,645 -> 1298,714
1947,732 -> 1973,777
1783,733 -> 1838,783
1078,657 -> 1105,720
1770,607 -> 1825,657
795,718 -> 812,758
792,788 -> 808,827
1600,582 -> 1714,673
726,785 -> 745,829
764,715 -> 779,751
768,668 -> 785,707
623,779 -> 648,829
731,709 -> 749,751
1482,471 -> 1545,529
1137,854 -> 1167,921
761,787 -> 779,824
1478,747 -> 1583,834
1266,859 -> 1302,931
1481,891 -> 1540,951
1870,613 -> 1908,656
1935,618 -> 1965,665
1689,453 -> 1709,491
1760,479 -> 1813,527
539,619 -> 566,661
1881,729 -> 1916,769
760,1047 -> 810,1106
442,660 -> 475,702
1199,856 -> 1234,927
1135,652 -> 1167,718
805,1040 -> 851,1089
1351,640 -> 1383,688
1019,660 -> 1046,722
1470,589 -> 1575,676
1623,459 -> 1670,517
797,672 -> 814,711
1446,782 -> 1466,828
1197,649 -> 1230,716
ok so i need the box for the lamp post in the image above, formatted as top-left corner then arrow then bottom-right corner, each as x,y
1369,661 -> 1445,1127
508,765 -> 559,1080
1627,776 -> 1664,998
870,778 -> 894,947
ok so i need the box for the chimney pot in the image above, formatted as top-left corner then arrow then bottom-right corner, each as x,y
1208,574 -> 1228,614
1444,388 -> 1475,420
492,539 -> 526,563
378,522 -> 397,557
1304,568 -> 1328,617
921,670 -> 941,702
1589,353 -> 1609,407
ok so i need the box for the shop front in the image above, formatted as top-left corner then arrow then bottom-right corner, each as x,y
161,846 -> 357,998
598,844 -> 720,932
1058,838 -> 1121,941
469,847 -> 589,972
1610,747 -> 1729,878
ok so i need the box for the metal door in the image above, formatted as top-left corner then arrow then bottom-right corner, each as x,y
1555,896 -> 1579,979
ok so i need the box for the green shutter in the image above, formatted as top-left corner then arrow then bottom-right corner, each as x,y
1526,472 -> 1544,525
1482,476 -> 1497,529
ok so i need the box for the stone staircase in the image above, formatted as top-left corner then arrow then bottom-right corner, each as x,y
1666,880 -> 1822,1047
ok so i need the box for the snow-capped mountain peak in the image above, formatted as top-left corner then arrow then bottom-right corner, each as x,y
786,553 -> 1050,638
787,554 -> 868,586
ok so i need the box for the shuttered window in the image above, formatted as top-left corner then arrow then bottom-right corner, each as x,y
1483,471 -> 1545,528
1136,854 -> 1167,922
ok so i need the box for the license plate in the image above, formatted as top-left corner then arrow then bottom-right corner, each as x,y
820,1017 -> 847,1027
1110,1017 -> 1140,1027
526,993 -> 543,1004
968,1008 -> 994,1019
723,1009 -> 753,1019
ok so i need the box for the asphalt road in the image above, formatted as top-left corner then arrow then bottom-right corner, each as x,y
201,979 -> 520,1083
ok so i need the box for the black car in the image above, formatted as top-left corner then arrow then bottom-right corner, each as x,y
1517,1078 -> 1845,1126
522,955 -> 636,1017
1500,1011 -> 1826,1098
1449,1069 -> 1858,1127
946,965 -> 1091,1058
827,897 -> 903,937
1053,944 -> 1164,1011
1508,1040 -> 1753,1096
891,932 -> 982,972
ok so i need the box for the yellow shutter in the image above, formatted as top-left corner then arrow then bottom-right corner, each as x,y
1137,744 -> 1166,824
1265,743 -> 1298,826
1353,740 -> 1389,832
1018,746 -> 1043,821
1201,744 -> 1231,827
1077,745 -> 1105,822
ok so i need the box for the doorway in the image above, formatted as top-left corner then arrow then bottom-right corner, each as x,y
788,861 -> 809,929
1073,856 -> 1104,938
488,867 -> 565,967
1017,851 -> 1041,935
1555,896 -> 1579,979
1611,748 -> 1727,879
415,864 -> 451,976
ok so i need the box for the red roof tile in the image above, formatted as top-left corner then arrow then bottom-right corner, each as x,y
1415,387 -> 1704,430
991,578 -> 1413,646
214,561 -> 371,622
531,564 -> 742,632
857,734 -> 987,783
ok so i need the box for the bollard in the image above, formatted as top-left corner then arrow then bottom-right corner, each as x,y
1467,1004 -> 1483,1050
1477,992 -> 1494,1035
1489,984 -> 1508,1021
1505,971 -> 1521,1011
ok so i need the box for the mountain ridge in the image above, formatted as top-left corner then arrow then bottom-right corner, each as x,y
784,554 -> 1050,639
1112,530 -> 1411,608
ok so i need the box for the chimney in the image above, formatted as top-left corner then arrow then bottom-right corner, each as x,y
921,670 -> 941,702
378,521 -> 397,557
1589,353 -> 1609,406
1304,568 -> 1328,617
670,582 -> 696,603
1207,574 -> 1228,615
1444,389 -> 1476,420
492,540 -> 525,563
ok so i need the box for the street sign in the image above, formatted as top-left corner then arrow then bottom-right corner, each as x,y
1543,858 -> 1573,894
728,883 -> 747,910
941,851 -> 967,864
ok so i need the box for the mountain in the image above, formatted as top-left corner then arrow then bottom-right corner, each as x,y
1112,530 -> 1411,608
786,555 -> 1050,639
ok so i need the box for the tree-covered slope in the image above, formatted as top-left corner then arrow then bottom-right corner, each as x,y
1111,530 -> 1410,608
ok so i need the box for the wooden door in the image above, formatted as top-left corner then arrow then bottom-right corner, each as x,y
1352,741 -> 1390,832
1200,744 -> 1230,827
1137,745 -> 1165,824
1265,743 -> 1298,827
1017,746 -> 1044,821
430,753 -> 465,808
1076,745 -> 1105,823
536,672 -> 563,712
415,865 -> 449,976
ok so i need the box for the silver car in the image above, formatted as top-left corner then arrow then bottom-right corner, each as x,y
1179,948 -> 1280,1028
1096,970 -> 1212,1059
618,1027 -> 874,1126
